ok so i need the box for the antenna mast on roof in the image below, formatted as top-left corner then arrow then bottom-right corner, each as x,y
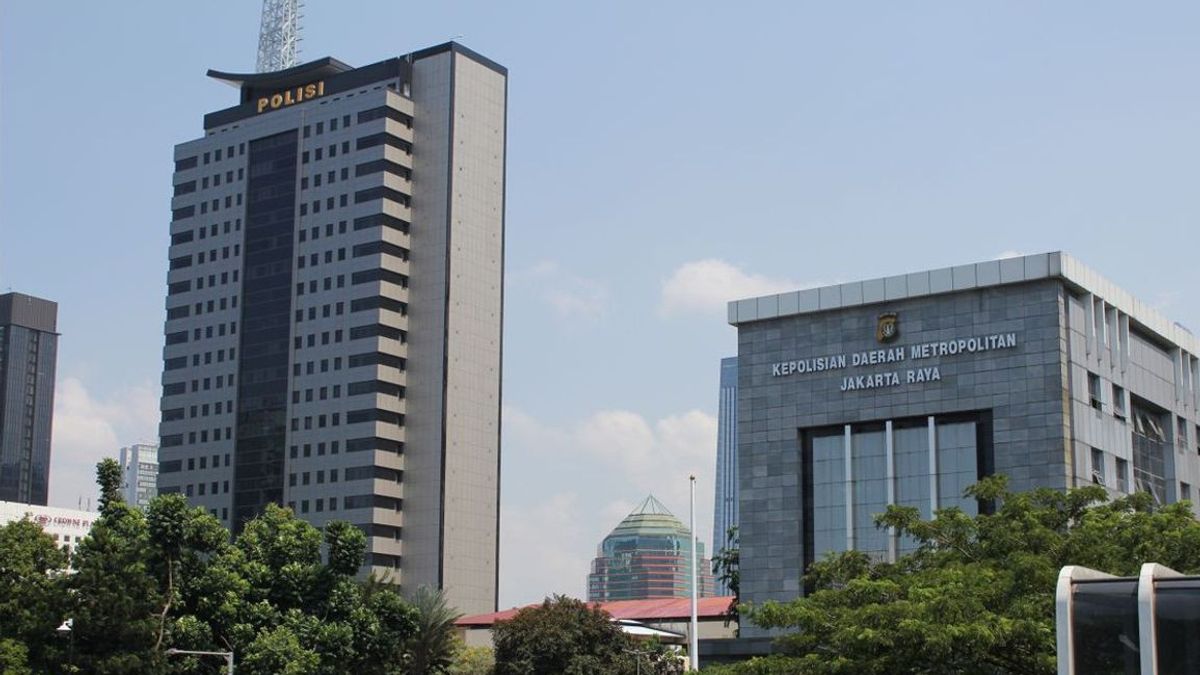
256,0 -> 303,73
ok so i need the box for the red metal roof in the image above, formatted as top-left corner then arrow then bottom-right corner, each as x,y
456,596 -> 735,627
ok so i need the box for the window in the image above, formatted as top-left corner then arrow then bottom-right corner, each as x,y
1182,482 -> 1192,504
1112,384 -> 1126,419
1091,448 -> 1105,486
1087,373 -> 1102,410
355,133 -> 412,153
1177,417 -> 1188,449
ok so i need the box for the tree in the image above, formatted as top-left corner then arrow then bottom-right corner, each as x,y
711,526 -> 739,631
0,517 -> 69,671
404,586 -> 463,674
739,476 -> 1200,675
46,461 -> 419,674
448,642 -> 494,675
67,459 -> 165,674
492,595 -> 682,675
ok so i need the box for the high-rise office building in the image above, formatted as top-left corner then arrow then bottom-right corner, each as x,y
119,443 -> 159,508
157,42 -> 506,613
711,356 -> 738,594
728,252 -> 1200,636
0,293 -> 58,506
588,495 -> 715,602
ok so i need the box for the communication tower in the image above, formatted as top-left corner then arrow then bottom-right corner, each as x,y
256,0 -> 302,73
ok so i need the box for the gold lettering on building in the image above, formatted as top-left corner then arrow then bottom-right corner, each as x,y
257,80 -> 326,113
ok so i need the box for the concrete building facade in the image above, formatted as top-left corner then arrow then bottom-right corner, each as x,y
0,501 -> 97,557
727,252 -> 1200,633
0,293 -> 58,506
157,42 -> 506,614
120,443 -> 159,508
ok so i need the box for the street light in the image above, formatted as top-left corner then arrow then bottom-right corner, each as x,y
165,647 -> 234,674
56,619 -> 73,666
689,474 -> 699,671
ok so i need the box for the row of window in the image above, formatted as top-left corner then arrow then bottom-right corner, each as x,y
303,114 -> 353,138
161,426 -> 234,447
1088,370 -> 1200,454
290,497 -> 339,514
165,295 -> 238,320
162,400 -> 234,422
175,167 -> 247,197
1091,446 -> 1193,504
172,194 -> 243,221
174,104 -> 412,175
288,409 -> 404,431
176,142 -> 246,172
289,465 -> 401,488
168,270 -> 241,297
169,244 -> 241,269
163,374 -> 235,397
170,219 -> 243,247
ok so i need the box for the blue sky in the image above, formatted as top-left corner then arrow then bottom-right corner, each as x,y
2,2 -> 1198,608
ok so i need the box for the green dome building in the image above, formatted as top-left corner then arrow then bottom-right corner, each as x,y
587,495 -> 715,602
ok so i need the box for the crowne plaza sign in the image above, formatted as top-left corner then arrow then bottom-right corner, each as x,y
257,80 -> 326,113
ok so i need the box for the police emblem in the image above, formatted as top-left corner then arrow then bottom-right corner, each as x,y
876,313 -> 899,343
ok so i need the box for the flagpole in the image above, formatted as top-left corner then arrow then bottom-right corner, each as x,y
689,474 -> 699,671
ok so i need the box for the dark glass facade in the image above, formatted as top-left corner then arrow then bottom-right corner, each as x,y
1070,580 -> 1140,675
0,294 -> 58,505
232,130 -> 298,528
800,411 -> 993,577
1155,578 -> 1200,674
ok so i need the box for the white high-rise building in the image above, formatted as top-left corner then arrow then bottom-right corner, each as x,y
119,443 -> 159,508
157,42 -> 506,614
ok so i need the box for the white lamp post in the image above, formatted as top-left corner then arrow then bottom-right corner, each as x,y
689,474 -> 699,671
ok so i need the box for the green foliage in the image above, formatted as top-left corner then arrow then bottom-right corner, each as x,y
0,637 -> 33,675
448,642 -> 495,675
0,518 -> 68,671
745,476 -> 1200,675
0,460 -> 427,674
698,654 -> 808,674
711,526 -> 740,630
96,458 -> 124,514
405,585 -> 464,674
492,595 -> 682,675
241,625 -> 320,674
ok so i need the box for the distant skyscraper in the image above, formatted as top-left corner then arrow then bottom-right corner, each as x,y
119,443 -> 159,508
0,293 -> 58,506
711,356 -> 738,593
157,42 -> 506,614
588,495 -> 715,602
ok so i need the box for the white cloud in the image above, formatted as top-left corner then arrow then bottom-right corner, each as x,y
500,492 -> 593,608
513,260 -> 611,322
659,259 -> 804,316
993,250 -> 1027,260
49,377 -> 159,510
499,405 -> 719,607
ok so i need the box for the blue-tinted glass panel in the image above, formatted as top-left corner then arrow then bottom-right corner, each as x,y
852,428 -> 888,560
936,421 -> 978,515
811,433 -> 846,559
894,424 -> 930,553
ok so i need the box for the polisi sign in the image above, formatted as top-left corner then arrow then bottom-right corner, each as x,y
257,81 -> 326,113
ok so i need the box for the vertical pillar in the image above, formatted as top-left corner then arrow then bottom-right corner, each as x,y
927,416 -> 938,516
844,425 -> 853,552
885,420 -> 896,563
1083,293 -> 1094,356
